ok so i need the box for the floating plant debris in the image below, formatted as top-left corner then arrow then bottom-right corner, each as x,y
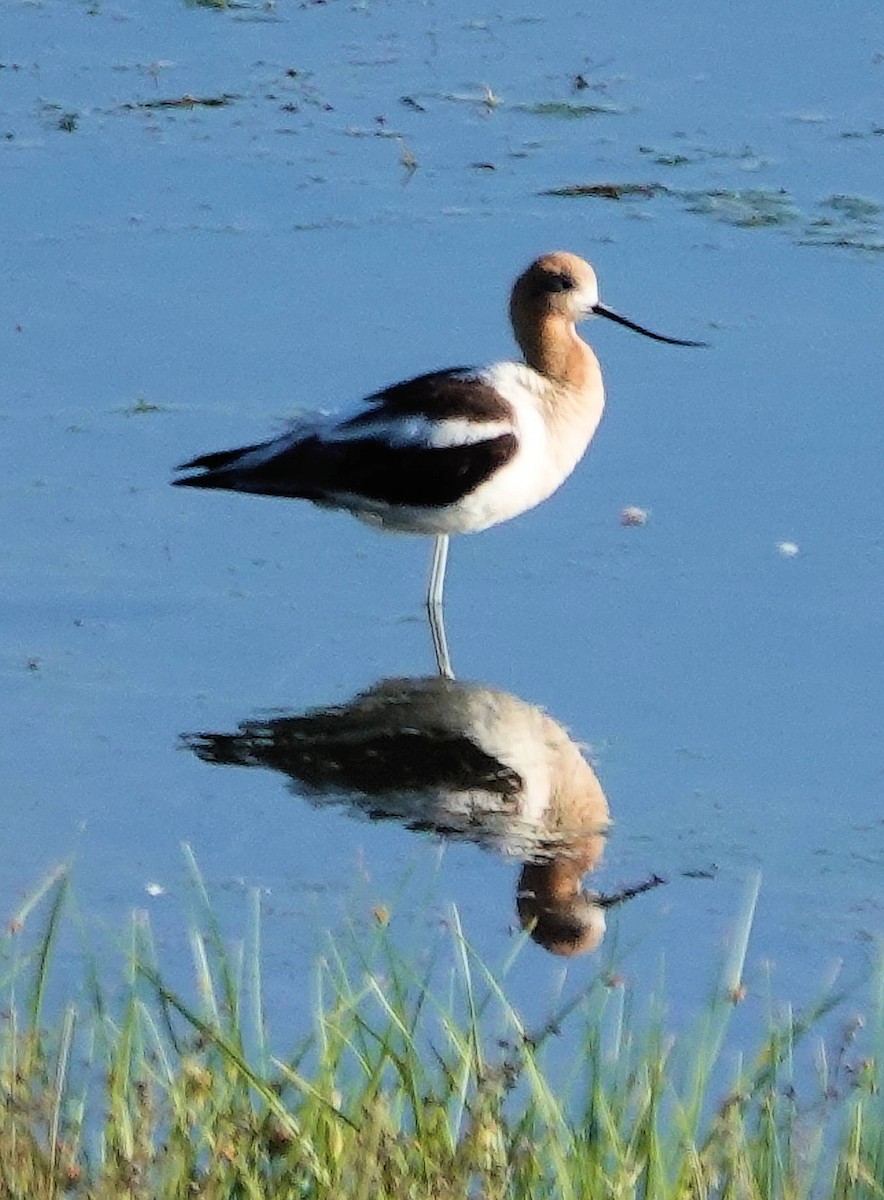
122,93 -> 241,110
517,100 -> 622,118
819,193 -> 881,221
541,181 -> 665,200
679,187 -> 800,228
800,193 -> 883,250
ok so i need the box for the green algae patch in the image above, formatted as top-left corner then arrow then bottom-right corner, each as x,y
679,187 -> 802,228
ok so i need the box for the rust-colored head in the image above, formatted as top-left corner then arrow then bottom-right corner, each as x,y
508,253 -> 601,387
509,252 -> 600,336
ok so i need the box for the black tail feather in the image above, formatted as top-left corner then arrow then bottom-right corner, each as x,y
175,440 -> 266,473
171,470 -> 242,490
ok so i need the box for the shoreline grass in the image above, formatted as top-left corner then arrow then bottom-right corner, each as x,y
1,860 -> 882,1198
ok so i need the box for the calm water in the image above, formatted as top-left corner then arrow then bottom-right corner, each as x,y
2,0 -> 882,1033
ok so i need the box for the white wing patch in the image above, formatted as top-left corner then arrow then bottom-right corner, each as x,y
327,414 -> 513,449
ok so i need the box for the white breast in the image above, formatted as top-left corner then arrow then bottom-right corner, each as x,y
440,361 -> 604,534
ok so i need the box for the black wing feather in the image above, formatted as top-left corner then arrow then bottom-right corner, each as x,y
174,432 -> 518,509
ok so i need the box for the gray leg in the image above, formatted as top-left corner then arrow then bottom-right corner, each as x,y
427,534 -> 449,610
426,535 -> 453,678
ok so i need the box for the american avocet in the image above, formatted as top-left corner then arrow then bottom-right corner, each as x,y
173,252 -> 704,673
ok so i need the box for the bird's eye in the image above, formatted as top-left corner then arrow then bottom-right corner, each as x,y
540,271 -> 576,294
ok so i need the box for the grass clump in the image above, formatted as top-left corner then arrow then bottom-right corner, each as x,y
0,859 -> 882,1199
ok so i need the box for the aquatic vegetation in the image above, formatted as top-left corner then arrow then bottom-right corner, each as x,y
678,187 -> 802,229
820,194 -> 881,222
119,93 -> 242,111
541,175 -> 884,252
539,179 -> 803,226
516,99 -> 623,118
637,142 -> 769,171
115,396 -> 169,416
800,194 -> 884,252
1,863 -> 882,1198
38,104 -> 80,133
540,182 -> 666,200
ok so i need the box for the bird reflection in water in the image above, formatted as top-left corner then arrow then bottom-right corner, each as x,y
184,677 -> 662,957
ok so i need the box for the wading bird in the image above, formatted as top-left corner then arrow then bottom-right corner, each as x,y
173,252 -> 705,674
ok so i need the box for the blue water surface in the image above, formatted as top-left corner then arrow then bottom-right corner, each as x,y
2,0 -> 882,1039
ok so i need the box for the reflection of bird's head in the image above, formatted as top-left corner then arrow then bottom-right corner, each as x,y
516,859 -> 606,957
517,888 -> 606,957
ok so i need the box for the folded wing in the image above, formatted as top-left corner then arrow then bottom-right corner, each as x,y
173,368 -> 519,510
